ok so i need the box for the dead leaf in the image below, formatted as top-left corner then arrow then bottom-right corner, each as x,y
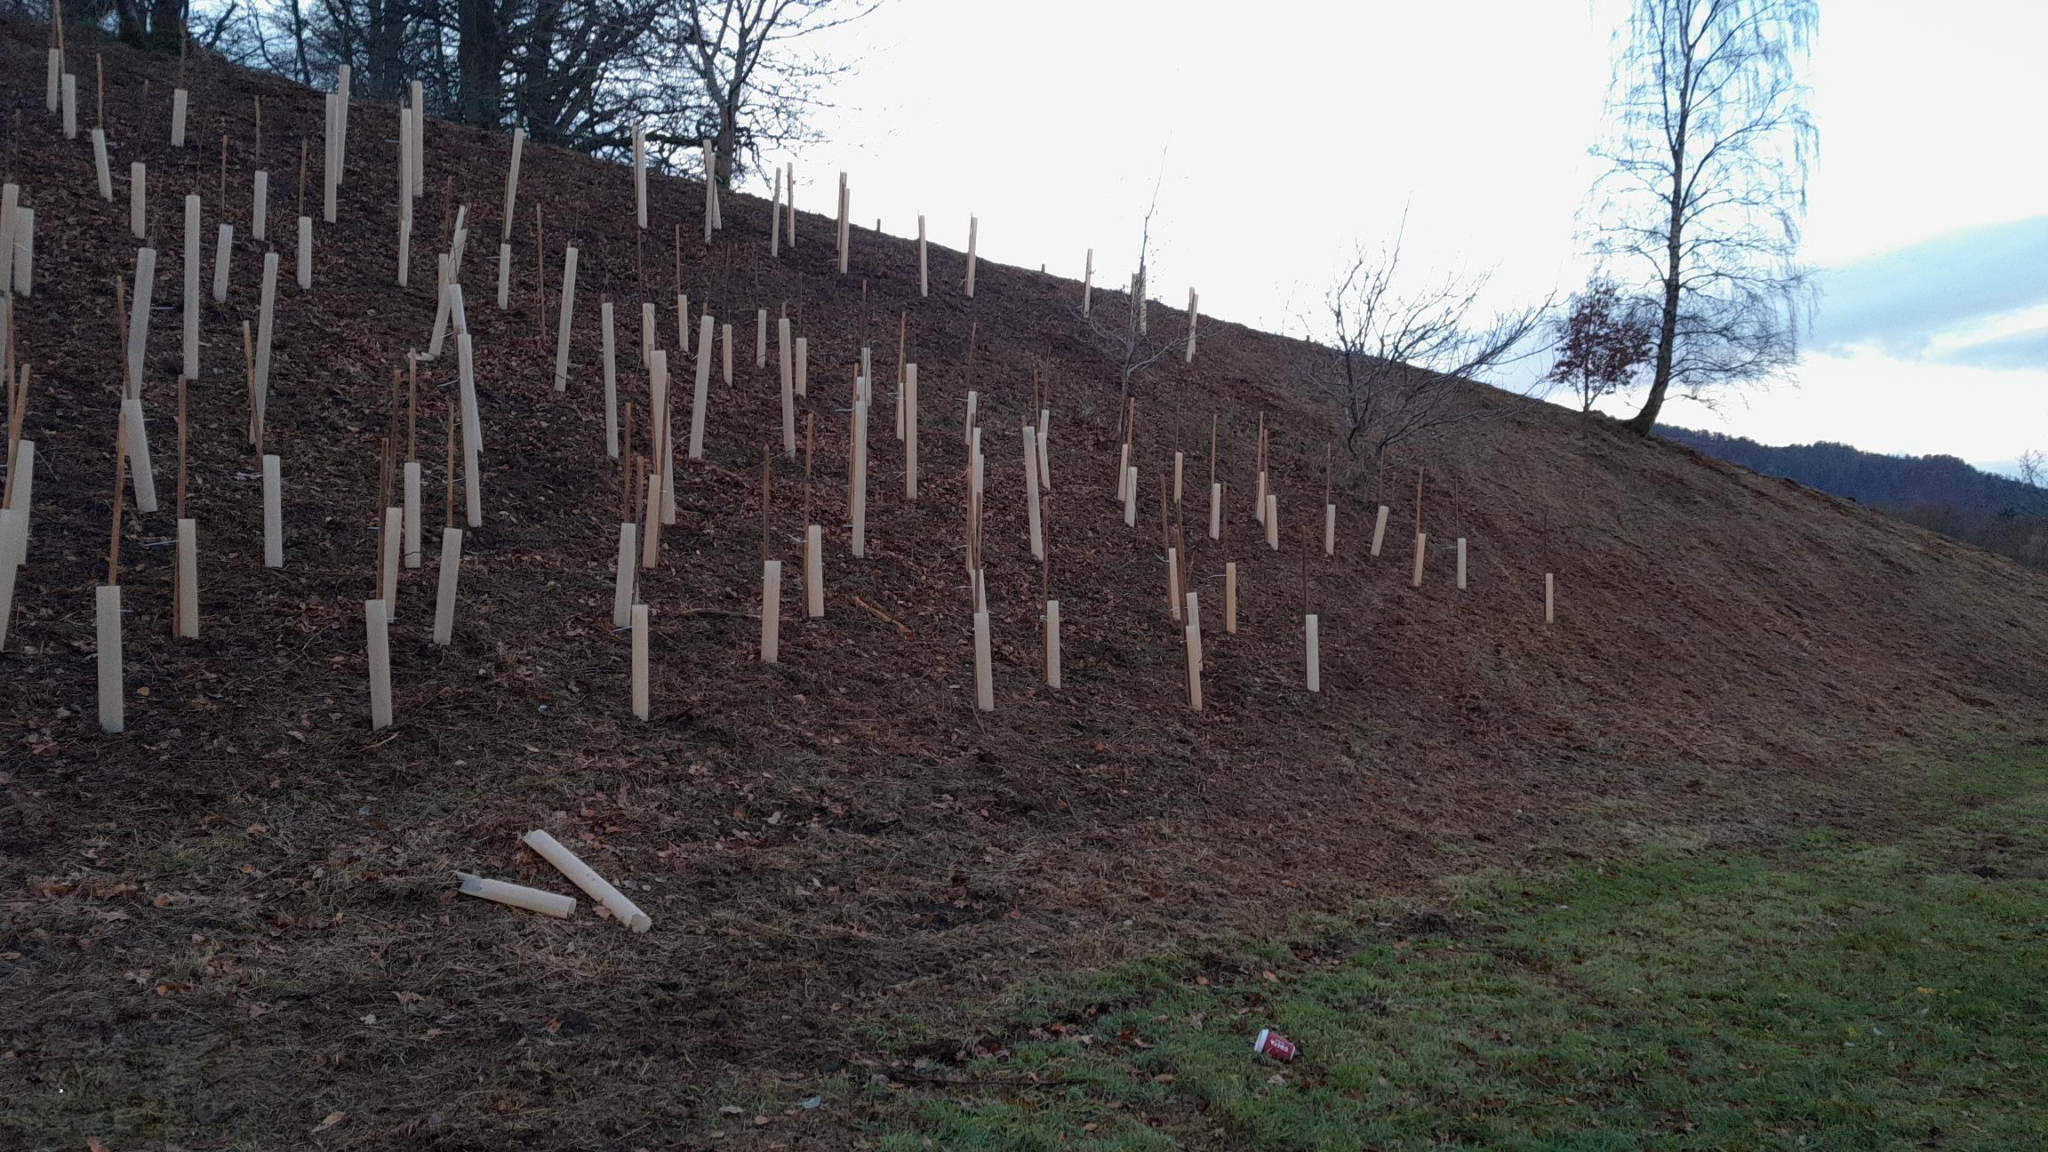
313,1111 -> 345,1133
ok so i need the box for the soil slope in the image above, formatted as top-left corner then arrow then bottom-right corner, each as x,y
4,21 -> 2047,1149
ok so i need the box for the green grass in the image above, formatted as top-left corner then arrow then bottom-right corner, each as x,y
873,750 -> 2048,1150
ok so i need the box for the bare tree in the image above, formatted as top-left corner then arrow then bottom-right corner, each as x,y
666,0 -> 878,187
1550,277 -> 1656,412
1301,226 -> 1549,467
1591,0 -> 1817,435
2019,449 -> 2047,490
1076,192 -> 1184,429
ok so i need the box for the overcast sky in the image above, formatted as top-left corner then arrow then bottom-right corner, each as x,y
783,0 -> 2047,470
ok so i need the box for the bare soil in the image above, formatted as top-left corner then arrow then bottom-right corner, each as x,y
4,21 -> 2048,1150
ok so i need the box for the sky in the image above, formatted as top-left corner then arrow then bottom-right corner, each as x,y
777,0 -> 2048,471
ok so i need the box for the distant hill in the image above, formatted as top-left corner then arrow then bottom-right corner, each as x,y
1659,425 -> 2048,566
1656,426 -> 2044,514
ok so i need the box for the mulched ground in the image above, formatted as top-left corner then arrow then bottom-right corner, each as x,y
5,20 -> 2048,1150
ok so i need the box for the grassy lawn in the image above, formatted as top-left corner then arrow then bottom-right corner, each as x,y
869,750 -> 2048,1150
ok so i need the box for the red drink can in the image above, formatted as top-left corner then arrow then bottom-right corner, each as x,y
1252,1027 -> 1297,1062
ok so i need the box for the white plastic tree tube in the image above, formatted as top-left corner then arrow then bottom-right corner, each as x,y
5,441 -> 33,568
253,253 -> 278,428
1123,466 -> 1137,527
630,603 -> 649,720
1038,408 -> 1051,489
1044,600 -> 1061,688
365,598 -> 393,729
433,527 -> 462,644
130,162 -> 146,236
456,873 -> 575,919
965,214 -> 977,297
805,525 -> 823,617
1185,288 -> 1199,362
262,454 -> 284,567
1412,532 -> 1428,587
46,51 -> 59,115
458,334 -> 483,527
1305,615 -> 1321,692
760,559 -> 782,663
92,130 -> 111,199
1167,546 -> 1181,621
0,514 -> 17,650
172,87 -> 188,148
176,517 -> 199,638
650,351 -> 674,524
121,398 -> 158,514
721,322 -> 733,385
778,317 -> 795,457
1226,562 -> 1238,635
552,246 -> 577,391
1023,426 -> 1043,560
297,216 -> 313,289
403,461 -> 422,568
601,302 -> 618,457
1267,495 -> 1279,549
251,169 -> 268,241
632,124 -> 647,229
10,208 -> 30,297
182,196 -> 201,378
795,336 -> 808,398
1457,537 -> 1468,590
501,126 -> 523,243
380,506 -> 402,613
613,523 -> 637,627
211,223 -> 232,303
427,254 -> 451,358
522,829 -> 650,932
1210,483 -> 1222,540
1325,503 -> 1336,555
904,364 -> 919,499
125,247 -> 157,398
688,315 -> 713,460
1371,505 -> 1390,556
61,73 -> 77,139
973,609 -> 994,711
850,399 -> 869,557
97,585 -> 123,732
756,308 -> 767,368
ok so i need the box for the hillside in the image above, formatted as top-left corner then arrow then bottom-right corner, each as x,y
6,22 -> 2048,1149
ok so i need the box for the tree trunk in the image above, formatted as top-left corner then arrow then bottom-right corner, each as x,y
1625,110 -> 1691,436
713,102 -> 739,189
457,0 -> 506,126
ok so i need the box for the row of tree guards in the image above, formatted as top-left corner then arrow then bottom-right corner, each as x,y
0,38 -> 1560,738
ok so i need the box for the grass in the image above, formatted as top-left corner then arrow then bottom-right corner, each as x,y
871,749 -> 2048,1150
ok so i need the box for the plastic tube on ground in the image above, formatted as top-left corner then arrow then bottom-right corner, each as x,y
456,873 -> 575,919
521,829 -> 650,932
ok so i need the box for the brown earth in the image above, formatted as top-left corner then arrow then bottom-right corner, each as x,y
4,19 -> 2047,1151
